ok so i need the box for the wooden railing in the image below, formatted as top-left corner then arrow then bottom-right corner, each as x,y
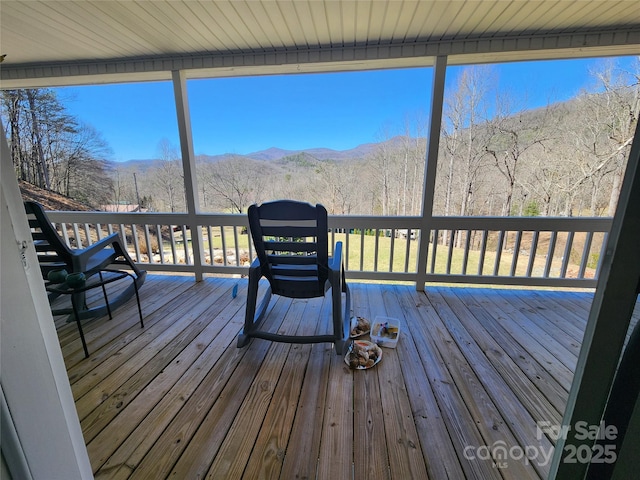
424,216 -> 611,288
45,211 -> 611,289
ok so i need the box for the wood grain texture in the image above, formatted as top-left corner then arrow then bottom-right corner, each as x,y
51,274 -> 627,480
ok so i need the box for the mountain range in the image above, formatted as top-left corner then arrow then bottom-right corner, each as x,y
114,136 -> 410,169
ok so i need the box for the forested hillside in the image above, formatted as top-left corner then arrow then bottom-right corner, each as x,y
3,60 -> 638,217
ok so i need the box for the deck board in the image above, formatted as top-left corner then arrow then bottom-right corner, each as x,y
51,274 -> 626,479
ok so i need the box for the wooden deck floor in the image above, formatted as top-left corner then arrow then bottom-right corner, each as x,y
54,274 -> 617,479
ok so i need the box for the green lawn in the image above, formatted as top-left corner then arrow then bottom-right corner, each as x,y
160,227 -> 590,279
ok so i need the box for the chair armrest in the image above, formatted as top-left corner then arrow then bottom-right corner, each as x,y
247,257 -> 263,292
71,232 -> 122,273
328,241 -> 344,273
247,256 -> 263,279
249,256 -> 261,269
78,232 -> 121,256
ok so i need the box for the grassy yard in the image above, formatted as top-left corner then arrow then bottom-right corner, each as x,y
181,228 -> 596,279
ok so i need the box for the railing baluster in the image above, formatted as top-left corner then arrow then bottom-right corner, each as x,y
182,226 -> 191,265
478,230 -> 488,275
493,231 -> 505,276
359,229 -> 365,271
169,226 -> 177,263
373,229 -> 380,272
220,225 -> 228,266
206,226 -> 214,265
131,224 -> 141,263
446,230 -> 455,274
462,229 -> 471,275
561,231 -> 574,278
579,231 -> 594,279
595,232 -> 608,279
510,231 -> 522,277
343,229 -> 350,271
544,231 -> 558,277
404,232 -> 411,273
389,229 -> 395,272
72,223 -> 82,248
233,225 -> 240,266
83,223 -> 91,246
156,225 -> 165,264
430,230 -> 438,274
527,231 -> 539,277
60,222 -> 71,246
118,224 -> 127,249
144,225 -> 154,263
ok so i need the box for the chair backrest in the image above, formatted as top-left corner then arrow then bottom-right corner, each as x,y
24,201 -> 74,275
248,200 -> 329,299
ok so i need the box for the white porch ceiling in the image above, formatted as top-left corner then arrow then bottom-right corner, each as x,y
1,0 -> 640,87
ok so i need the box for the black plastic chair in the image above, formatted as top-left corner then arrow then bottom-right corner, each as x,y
24,201 -> 146,321
237,200 -> 351,354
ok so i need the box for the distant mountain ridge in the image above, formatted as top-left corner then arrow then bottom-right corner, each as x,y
244,140 -> 388,161
114,135 -> 411,168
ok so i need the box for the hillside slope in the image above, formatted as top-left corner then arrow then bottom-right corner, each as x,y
19,180 -> 92,211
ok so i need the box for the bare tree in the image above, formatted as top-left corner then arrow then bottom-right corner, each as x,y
203,156 -> 265,213
399,115 -> 427,216
485,96 -> 556,216
438,66 -> 496,247
110,167 -> 139,210
443,67 -> 495,217
3,91 -> 27,180
59,123 -> 113,206
591,59 -> 640,215
371,127 -> 396,215
522,142 -> 572,216
26,89 -> 51,189
315,160 -> 364,214
153,138 -> 185,212
2,87 -> 114,206
546,58 -> 640,217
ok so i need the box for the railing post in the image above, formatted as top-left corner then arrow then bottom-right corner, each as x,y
172,70 -> 205,281
416,55 -> 447,291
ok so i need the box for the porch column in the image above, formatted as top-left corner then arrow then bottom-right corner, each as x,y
416,55 -> 447,291
172,70 -> 205,281
1,124 -> 93,479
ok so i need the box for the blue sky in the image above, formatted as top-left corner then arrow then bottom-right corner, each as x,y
56,56 -> 636,162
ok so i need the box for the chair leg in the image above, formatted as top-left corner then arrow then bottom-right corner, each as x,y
330,270 -> 350,355
238,267 -> 270,348
71,293 -> 90,358
131,273 -> 144,328
238,275 -> 258,348
98,271 -> 113,320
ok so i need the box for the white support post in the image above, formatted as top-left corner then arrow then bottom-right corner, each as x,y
1,124 -> 93,479
172,70 -> 205,281
416,55 -> 447,291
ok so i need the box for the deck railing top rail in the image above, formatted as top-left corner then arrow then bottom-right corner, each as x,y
44,210 -> 611,289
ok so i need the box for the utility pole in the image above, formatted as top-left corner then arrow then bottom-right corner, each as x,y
133,173 -> 141,212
